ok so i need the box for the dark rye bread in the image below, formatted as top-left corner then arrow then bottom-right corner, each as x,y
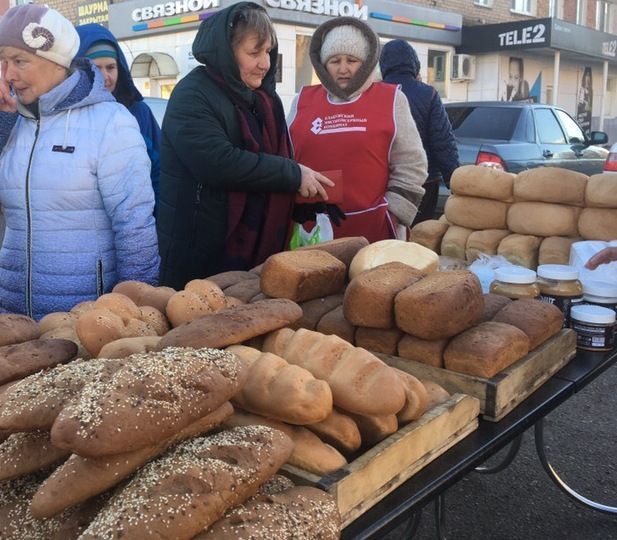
492,298 -> 564,350
344,262 -> 424,329
355,327 -> 403,356
156,299 -> 302,350
297,236 -> 369,269
0,430 -> 69,482
316,305 -> 355,344
397,334 -> 449,368
291,294 -> 344,331
206,271 -> 259,289
0,339 -> 78,385
478,293 -> 513,323
444,321 -> 530,378
260,250 -> 346,302
78,426 -> 293,540
223,278 -> 262,304
394,271 -> 484,340
0,358 -> 125,433
51,348 -> 247,457
32,402 -> 234,518
198,486 -> 341,540
0,314 -> 40,347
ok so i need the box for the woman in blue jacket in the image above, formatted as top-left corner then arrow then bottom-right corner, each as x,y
76,23 -> 161,205
0,5 -> 159,319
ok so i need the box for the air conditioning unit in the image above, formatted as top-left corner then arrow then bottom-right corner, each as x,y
452,54 -> 476,81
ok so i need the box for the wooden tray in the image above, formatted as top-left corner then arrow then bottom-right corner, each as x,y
379,329 -> 576,422
283,393 -> 479,527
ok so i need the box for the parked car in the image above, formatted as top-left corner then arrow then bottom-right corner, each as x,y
435,101 -> 609,216
603,141 -> 617,171
143,96 -> 168,127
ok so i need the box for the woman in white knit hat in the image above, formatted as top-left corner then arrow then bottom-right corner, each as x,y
0,5 -> 159,319
289,17 -> 428,242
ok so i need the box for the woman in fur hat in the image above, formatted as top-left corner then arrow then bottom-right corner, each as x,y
0,5 -> 159,319
289,18 -> 428,242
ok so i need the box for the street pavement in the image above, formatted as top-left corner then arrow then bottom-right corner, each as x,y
386,364 -> 617,540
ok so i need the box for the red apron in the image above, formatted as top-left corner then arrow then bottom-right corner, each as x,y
290,82 -> 398,243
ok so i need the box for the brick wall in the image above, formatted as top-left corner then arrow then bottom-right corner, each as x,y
410,0 -> 537,25
43,0 -> 84,24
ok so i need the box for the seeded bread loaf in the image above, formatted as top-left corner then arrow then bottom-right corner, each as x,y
166,279 -> 227,327
0,314 -> 40,347
38,312 -> 78,334
112,281 -> 176,313
97,335 -> 161,359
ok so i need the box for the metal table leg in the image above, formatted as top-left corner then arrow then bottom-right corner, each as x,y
434,493 -> 447,540
401,510 -> 421,539
534,418 -> 617,515
474,434 -> 523,475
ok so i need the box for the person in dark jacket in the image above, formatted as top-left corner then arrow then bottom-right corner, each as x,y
156,2 -> 331,290
75,23 -> 161,205
380,39 -> 459,224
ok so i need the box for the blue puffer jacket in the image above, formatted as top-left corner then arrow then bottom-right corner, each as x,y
380,39 -> 459,187
0,62 -> 159,319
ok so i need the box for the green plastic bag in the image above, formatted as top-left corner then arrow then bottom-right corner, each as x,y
289,213 -> 334,250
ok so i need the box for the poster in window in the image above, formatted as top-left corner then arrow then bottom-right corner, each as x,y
577,67 -> 593,136
501,57 -> 530,101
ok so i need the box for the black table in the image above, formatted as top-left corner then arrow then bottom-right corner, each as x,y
342,347 -> 617,540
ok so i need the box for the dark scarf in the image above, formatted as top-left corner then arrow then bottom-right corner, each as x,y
207,67 -> 294,270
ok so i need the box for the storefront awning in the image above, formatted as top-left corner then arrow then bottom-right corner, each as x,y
130,52 -> 179,78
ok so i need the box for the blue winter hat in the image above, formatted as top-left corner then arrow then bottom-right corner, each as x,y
85,40 -> 118,60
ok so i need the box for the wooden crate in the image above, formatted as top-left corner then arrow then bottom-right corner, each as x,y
283,393 -> 479,527
379,329 -> 576,422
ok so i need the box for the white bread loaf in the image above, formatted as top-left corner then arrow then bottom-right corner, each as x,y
226,345 -> 332,425
421,379 -> 451,411
497,234 -> 542,268
466,229 -> 511,262
392,368 -> 429,424
444,194 -> 508,230
514,167 -> 587,206
440,225 -> 473,260
507,202 -> 580,237
262,328 -> 406,416
450,164 -> 515,201
346,412 -> 398,446
305,408 -> 361,454
348,240 -> 438,280
578,208 -> 617,240
585,173 -> 617,208
538,236 -> 579,265
409,220 -> 450,252
394,271 -> 484,340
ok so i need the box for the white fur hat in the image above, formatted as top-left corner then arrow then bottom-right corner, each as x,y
319,24 -> 369,64
0,5 -> 79,68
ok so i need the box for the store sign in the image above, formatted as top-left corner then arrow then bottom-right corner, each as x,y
264,0 -> 368,20
132,0 -> 219,22
497,23 -> 546,47
602,40 -> 617,58
77,0 -> 109,26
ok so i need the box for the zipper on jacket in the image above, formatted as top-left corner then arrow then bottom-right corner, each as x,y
96,259 -> 104,297
191,183 -> 203,246
24,119 -> 40,318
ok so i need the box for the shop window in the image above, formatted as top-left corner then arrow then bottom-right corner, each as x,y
427,50 -> 446,97
296,34 -> 319,92
511,0 -> 533,15
548,0 -> 564,18
596,0 -> 616,31
474,0 -> 492,7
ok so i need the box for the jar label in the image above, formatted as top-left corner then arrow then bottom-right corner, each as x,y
571,320 -> 615,350
538,294 -> 583,327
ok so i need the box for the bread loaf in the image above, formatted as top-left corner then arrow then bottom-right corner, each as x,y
198,486 -> 340,540
578,208 -> 617,241
51,347 -> 247,457
263,328 -> 406,416
166,279 -> 227,327
421,379 -> 451,411
38,312 -> 78,334
354,327 -> 403,355
395,271 -> 484,340
0,339 -> 77,385
466,229 -> 511,262
514,167 -> 587,206
397,334 -> 448,367
0,314 -> 39,347
409,220 -> 450,252
225,411 -> 346,475
497,233 -> 542,268
260,250 -> 346,302
97,335 -> 161,359
478,293 -> 512,323
31,402 -> 234,518
507,202 -> 580,237
0,358 -> 125,432
492,299 -> 564,349
292,294 -> 344,331
223,278 -> 263,304
205,271 -> 259,289
585,173 -> 617,208
137,306 -> 170,335
296,236 -> 369,269
444,321 -> 530,378
157,299 -> 302,350
306,408 -> 361,454
316,305 -> 356,343
450,164 -> 514,201
346,412 -> 398,446
440,225 -> 473,260
538,236 -> 579,265
344,262 -> 424,329
348,240 -> 439,280
226,345 -> 333,425
444,194 -> 508,230
78,426 -> 293,540
392,368 -> 429,424
69,301 -> 96,316
112,281 -> 176,313
39,325 -> 89,360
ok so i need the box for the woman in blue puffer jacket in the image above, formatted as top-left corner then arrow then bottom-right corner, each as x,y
0,5 -> 159,320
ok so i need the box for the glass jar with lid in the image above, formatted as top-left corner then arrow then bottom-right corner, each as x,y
570,304 -> 616,351
536,264 -> 583,327
489,266 -> 540,300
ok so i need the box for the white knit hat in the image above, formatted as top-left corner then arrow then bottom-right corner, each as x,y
0,5 -> 79,68
319,25 -> 369,64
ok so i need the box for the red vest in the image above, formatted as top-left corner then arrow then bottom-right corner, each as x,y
290,82 -> 398,243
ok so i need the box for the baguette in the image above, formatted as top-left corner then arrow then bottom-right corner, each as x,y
79,426 -> 293,540
346,412 -> 398,446
421,379 -> 451,411
392,368 -> 429,424
306,408 -> 361,454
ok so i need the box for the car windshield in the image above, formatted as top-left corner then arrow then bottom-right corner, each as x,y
447,106 -> 521,141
